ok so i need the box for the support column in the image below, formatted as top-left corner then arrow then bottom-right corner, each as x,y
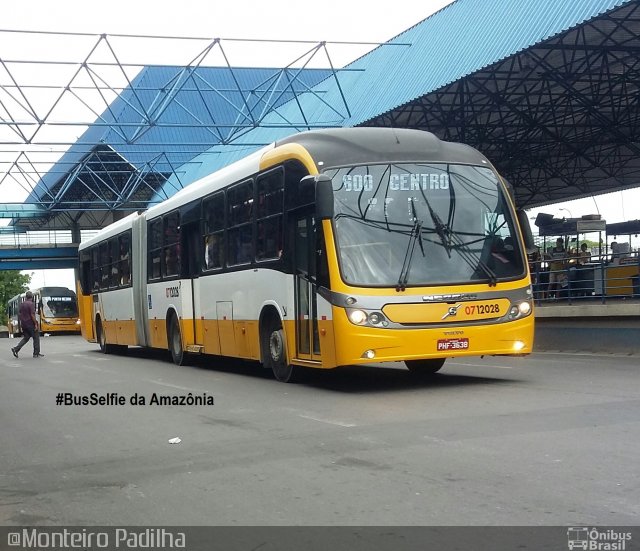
72,221 -> 81,292
71,222 -> 81,245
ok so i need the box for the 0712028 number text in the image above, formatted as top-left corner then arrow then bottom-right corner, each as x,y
464,303 -> 500,316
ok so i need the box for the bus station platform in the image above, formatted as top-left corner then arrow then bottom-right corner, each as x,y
533,298 -> 640,355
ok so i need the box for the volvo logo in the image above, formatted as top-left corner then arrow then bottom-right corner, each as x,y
441,303 -> 463,320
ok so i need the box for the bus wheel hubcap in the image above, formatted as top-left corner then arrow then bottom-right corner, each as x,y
270,331 -> 283,362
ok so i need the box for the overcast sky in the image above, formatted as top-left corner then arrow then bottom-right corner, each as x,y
5,0 -> 453,43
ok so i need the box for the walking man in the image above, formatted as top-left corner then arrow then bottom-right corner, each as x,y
11,291 -> 44,358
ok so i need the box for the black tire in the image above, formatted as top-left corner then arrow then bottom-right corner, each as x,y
262,317 -> 295,383
405,358 -> 446,375
96,318 -> 116,354
168,315 -> 186,366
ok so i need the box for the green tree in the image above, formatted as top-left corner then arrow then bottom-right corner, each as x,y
0,270 -> 31,325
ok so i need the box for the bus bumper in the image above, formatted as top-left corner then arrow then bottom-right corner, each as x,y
331,308 -> 534,366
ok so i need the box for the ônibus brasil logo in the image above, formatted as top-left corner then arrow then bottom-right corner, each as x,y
567,527 -> 632,551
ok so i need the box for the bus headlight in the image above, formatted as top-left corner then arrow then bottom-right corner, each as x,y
347,309 -> 368,325
518,301 -> 532,315
368,312 -> 385,326
76,319 -> 81,325
346,309 -> 389,327
509,300 -> 532,319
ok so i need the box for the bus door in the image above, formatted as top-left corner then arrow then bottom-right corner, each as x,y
292,210 -> 321,362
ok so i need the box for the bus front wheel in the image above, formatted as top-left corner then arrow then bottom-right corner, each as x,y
405,358 -> 445,375
263,319 -> 295,383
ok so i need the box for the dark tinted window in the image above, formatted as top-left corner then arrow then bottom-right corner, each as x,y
88,230 -> 133,291
257,169 -> 284,218
227,180 -> 254,266
148,219 -> 163,280
162,211 -> 181,278
256,169 -> 284,261
228,180 -> 253,226
203,192 -> 225,270
204,192 -> 225,233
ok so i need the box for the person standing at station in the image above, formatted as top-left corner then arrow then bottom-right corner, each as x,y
547,237 -> 567,298
610,241 -> 621,265
577,243 -> 591,265
11,291 -> 44,358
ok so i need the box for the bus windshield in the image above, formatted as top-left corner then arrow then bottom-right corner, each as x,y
328,162 -> 525,287
42,296 -> 78,318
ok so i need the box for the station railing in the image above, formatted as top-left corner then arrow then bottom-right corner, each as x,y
529,252 -> 640,305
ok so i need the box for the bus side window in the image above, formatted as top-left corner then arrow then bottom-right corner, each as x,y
148,219 -> 163,280
256,169 -> 284,261
118,233 -> 131,285
91,247 -> 100,290
203,192 -> 225,270
229,225 -> 253,265
162,212 -> 181,278
110,238 -> 120,288
164,247 -> 179,276
99,242 -> 110,287
227,180 -> 254,266
79,249 -> 92,294
204,233 -> 223,269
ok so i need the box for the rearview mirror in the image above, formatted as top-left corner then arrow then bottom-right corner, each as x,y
516,210 -> 536,254
300,174 -> 333,220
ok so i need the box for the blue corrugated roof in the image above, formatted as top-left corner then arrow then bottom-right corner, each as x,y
339,0 -> 632,123
27,66 -> 332,201
161,0 -> 631,196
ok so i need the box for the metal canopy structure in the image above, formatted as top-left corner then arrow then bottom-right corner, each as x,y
367,0 -> 640,208
147,0 -> 640,213
0,34 -> 347,231
2,0 -> 640,234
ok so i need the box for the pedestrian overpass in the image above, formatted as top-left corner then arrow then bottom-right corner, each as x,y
0,244 -> 78,270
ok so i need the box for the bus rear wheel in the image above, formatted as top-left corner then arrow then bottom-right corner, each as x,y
168,315 -> 186,366
405,358 -> 445,375
263,319 -> 295,383
97,319 -> 116,354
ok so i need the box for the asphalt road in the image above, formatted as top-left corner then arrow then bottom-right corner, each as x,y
1,335 -> 638,526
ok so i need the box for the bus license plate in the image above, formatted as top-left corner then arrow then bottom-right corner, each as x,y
437,338 -> 469,351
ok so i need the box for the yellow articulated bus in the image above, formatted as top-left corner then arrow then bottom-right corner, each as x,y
77,127 -> 535,382
7,287 -> 81,336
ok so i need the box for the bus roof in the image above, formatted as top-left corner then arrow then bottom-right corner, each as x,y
277,127 -> 489,168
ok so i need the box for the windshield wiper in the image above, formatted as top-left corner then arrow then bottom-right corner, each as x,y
424,198 -> 498,286
425,201 -> 452,258
396,218 -> 424,292
447,231 -> 498,287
